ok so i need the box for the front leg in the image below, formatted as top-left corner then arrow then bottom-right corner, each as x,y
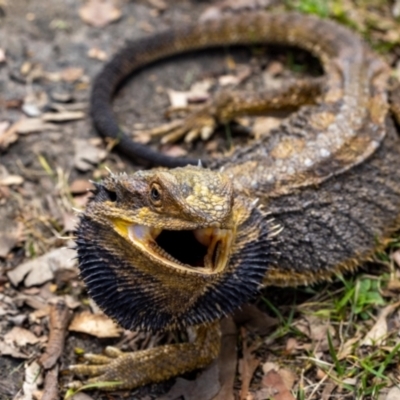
69,322 -> 221,391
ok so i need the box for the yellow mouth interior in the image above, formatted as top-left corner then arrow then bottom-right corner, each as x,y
126,224 -> 232,274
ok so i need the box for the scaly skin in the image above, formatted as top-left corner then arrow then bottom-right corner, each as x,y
70,12 -> 400,391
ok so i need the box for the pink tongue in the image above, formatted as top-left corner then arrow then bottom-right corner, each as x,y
193,228 -> 213,246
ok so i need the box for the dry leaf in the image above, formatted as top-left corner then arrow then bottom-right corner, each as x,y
69,179 -> 94,195
285,338 -> 298,354
79,0 -> 122,28
162,145 -> 188,158
0,174 -> 24,186
0,340 -> 29,359
39,300 -> 72,369
321,381 -> 337,400
0,121 -> 10,135
261,370 -> 296,400
87,47 -> 108,61
383,386 -> 400,400
14,361 -> 43,400
0,48 -> 5,63
392,250 -> 400,268
147,0 -> 167,11
337,336 -> 361,360
14,118 -> 57,134
239,328 -> 260,400
71,393 -> 95,400
362,301 -> 400,346
0,121 -> 18,150
74,139 -> 107,171
219,75 -> 240,86
160,361 -> 220,400
0,118 -> 58,150
60,67 -> 84,82
167,89 -> 189,108
253,117 -> 282,140
212,317 -> 237,400
7,247 -> 77,287
42,111 -> 85,122
4,327 -> 40,347
233,304 -> 278,335
41,365 -> 59,400
0,230 -> 21,258
69,311 -> 122,338
295,316 -> 335,350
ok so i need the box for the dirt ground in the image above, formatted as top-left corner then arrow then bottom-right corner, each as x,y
1,0 -> 400,399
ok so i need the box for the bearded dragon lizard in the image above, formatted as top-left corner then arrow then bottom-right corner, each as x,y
69,12 -> 400,391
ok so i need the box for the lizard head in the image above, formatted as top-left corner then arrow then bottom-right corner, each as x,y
76,166 -> 274,331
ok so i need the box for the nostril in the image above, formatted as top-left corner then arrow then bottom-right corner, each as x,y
104,188 -> 117,202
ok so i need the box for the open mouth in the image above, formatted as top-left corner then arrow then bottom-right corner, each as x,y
127,225 -> 233,273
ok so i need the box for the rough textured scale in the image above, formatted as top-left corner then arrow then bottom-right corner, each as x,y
70,12 -> 400,392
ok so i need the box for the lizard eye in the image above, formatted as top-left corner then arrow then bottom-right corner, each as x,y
150,183 -> 162,206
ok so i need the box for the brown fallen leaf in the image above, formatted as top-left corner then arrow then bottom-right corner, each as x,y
161,145 -> 188,158
321,381 -> 337,400
384,386 -> 400,400
69,311 -> 122,338
87,47 -> 108,61
337,336 -> 361,360
0,223 -> 23,258
13,118 -> 58,134
4,327 -> 40,347
294,315 -> 335,351
362,300 -> 400,346
0,118 -> 58,150
200,0 -> 274,21
160,361 -> 220,400
79,0 -> 122,28
0,120 -> 18,150
252,117 -> 283,140
167,89 -> 190,108
147,0 -> 167,11
261,369 -> 296,400
8,247 -> 77,287
14,362 -> 43,400
0,48 -> 5,63
42,111 -> 85,122
233,304 -> 278,335
60,67 -> 84,82
0,121 -> 10,136
41,365 -> 59,400
239,328 -> 261,400
39,299 -> 72,369
74,139 -> 107,171
0,340 -> 29,359
69,179 -> 94,195
392,250 -> 400,268
71,393 -> 95,400
0,175 -> 24,186
212,317 -> 237,400
262,363 -> 296,392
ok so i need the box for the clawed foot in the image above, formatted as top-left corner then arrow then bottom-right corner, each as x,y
136,103 -> 218,144
68,346 -> 133,391
67,324 -> 220,393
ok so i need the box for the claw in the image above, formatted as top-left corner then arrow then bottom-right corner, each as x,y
184,127 -> 201,143
104,346 -> 124,357
83,353 -> 111,365
142,120 -> 184,137
161,126 -> 189,144
70,363 -> 109,377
